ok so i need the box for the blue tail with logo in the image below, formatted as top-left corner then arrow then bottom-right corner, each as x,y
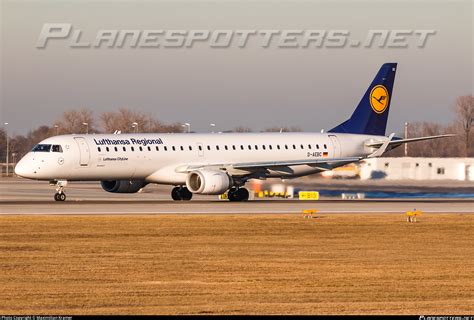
329,63 -> 397,136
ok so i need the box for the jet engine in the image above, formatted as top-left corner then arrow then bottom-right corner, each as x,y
100,180 -> 147,193
186,170 -> 233,195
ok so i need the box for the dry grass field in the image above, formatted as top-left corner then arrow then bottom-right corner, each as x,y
0,213 -> 473,315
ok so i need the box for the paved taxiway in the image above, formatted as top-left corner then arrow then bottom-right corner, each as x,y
1,178 -> 472,214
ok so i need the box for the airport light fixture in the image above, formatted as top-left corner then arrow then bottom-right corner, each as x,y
210,123 -> 216,133
54,124 -> 59,135
132,122 -> 139,133
4,122 -> 9,176
182,122 -> 191,133
404,122 -> 408,157
82,122 -> 89,134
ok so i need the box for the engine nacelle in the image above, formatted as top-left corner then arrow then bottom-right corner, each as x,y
186,170 -> 232,195
100,180 -> 147,193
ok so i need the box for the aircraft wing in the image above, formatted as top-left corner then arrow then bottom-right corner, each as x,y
176,156 -> 363,175
231,157 -> 362,169
365,134 -> 455,148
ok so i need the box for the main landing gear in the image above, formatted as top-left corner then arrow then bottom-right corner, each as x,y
228,187 -> 249,202
171,186 -> 193,201
51,180 -> 68,202
170,186 -> 249,201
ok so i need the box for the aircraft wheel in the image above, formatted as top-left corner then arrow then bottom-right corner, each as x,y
54,193 -> 66,201
179,187 -> 193,201
171,187 -> 182,201
228,187 -> 248,202
227,187 -> 238,202
235,188 -> 249,201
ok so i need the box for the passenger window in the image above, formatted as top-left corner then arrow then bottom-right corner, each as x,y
269,145 -> 272,150
114,147 -> 118,152
148,146 -> 151,151
324,144 -> 327,149
248,145 -> 252,150
207,146 -> 211,151
139,146 -> 143,151
180,146 -> 184,151
293,145 -> 296,149
316,144 -> 319,149
123,147 -> 126,151
198,146 -> 202,151
232,145 -> 236,150
156,146 -> 159,151
164,146 -> 167,151
98,147 -> 101,152
52,145 -> 63,153
255,145 -> 258,150
131,147 -> 135,151
300,144 -> 304,149
285,145 -> 288,150
172,146 -> 176,151
189,146 -> 192,151
240,145 -> 244,150
308,144 -> 312,149
262,145 -> 266,150
224,145 -> 228,150
106,147 -> 110,152
277,145 -> 280,150
216,145 -> 220,151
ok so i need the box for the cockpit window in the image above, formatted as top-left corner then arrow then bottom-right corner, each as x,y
52,145 -> 63,153
32,144 -> 51,152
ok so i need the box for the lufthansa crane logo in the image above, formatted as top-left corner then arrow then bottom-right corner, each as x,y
370,85 -> 389,114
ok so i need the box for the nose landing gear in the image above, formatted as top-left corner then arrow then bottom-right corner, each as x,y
171,186 -> 193,201
50,180 -> 68,202
54,192 -> 66,202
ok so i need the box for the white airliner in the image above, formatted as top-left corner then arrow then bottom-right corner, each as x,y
14,63 -> 453,201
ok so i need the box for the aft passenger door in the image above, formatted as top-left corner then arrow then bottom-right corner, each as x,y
328,135 -> 341,158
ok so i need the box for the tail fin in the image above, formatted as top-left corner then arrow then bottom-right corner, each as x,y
329,63 -> 397,136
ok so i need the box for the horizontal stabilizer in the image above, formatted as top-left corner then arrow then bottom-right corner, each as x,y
365,134 -> 456,148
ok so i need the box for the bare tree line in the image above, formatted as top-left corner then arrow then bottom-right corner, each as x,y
1,94 -> 472,162
386,95 -> 473,157
51,108 -> 184,135
1,108 -> 184,161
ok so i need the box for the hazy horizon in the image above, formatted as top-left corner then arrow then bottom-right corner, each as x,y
1,0 -> 472,136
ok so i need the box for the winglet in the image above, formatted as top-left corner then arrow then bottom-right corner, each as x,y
368,133 -> 395,158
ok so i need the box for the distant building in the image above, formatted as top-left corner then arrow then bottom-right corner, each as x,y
359,157 -> 474,181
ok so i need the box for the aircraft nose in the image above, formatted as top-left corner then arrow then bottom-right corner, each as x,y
14,157 -> 32,178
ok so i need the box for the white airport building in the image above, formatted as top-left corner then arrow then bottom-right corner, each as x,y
359,157 -> 474,181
